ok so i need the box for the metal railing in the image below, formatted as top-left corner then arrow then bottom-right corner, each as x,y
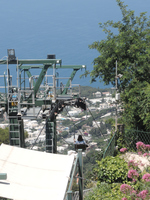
103,128 -> 150,158
103,131 -> 117,158
123,129 -> 150,151
73,189 -> 93,200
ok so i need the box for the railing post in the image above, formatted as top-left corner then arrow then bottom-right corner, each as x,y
78,149 -> 83,200
0,173 -> 7,180
67,191 -> 73,200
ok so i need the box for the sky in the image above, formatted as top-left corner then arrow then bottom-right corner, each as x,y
0,0 -> 150,88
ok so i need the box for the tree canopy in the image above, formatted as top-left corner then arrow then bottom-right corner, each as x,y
85,0 -> 150,130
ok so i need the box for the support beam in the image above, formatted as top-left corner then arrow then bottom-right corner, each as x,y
0,173 -> 7,180
78,149 -> 83,200
67,191 -> 73,200
61,69 -> 78,95
19,65 -> 85,70
25,70 -> 35,87
0,59 -> 61,65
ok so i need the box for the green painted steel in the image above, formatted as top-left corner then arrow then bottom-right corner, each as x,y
58,65 -> 85,70
25,70 -> 35,87
0,173 -> 7,180
67,191 -> 73,200
67,150 -> 84,200
45,120 -> 57,153
0,55 -> 86,155
19,65 -> 51,70
78,149 -> 83,200
18,64 -> 83,70
33,65 -> 49,97
62,69 -> 78,95
4,73 -> 7,102
68,154 -> 79,192
0,59 -> 62,65
9,116 -> 25,148
103,131 -> 117,158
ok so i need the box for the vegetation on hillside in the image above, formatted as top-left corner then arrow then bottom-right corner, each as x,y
0,127 -> 28,145
85,142 -> 150,200
82,0 -> 150,131
82,0 -> 150,199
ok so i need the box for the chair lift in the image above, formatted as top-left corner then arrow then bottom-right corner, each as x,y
74,134 -> 88,151
74,143 -> 88,151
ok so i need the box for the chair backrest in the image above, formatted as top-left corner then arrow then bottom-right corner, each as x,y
74,144 -> 87,151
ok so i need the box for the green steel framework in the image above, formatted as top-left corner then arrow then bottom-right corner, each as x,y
67,149 -> 83,200
0,57 -> 86,153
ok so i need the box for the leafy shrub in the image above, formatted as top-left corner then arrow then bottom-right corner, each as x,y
93,155 -> 128,184
84,182 -> 125,200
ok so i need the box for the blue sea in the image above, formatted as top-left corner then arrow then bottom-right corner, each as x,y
0,0 -> 149,89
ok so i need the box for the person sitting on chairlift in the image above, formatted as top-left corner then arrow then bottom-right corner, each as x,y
74,135 -> 88,150
74,135 -> 85,144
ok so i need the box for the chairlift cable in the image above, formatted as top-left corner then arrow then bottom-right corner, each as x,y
64,106 -> 84,138
60,135 -> 72,146
86,104 -> 104,137
30,123 -> 46,150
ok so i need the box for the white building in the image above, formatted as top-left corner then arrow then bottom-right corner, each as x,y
94,91 -> 101,98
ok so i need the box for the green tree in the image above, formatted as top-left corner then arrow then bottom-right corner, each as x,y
84,0 -> 150,130
0,127 -> 28,145
121,80 -> 150,130
0,127 -> 9,145
61,131 -> 69,138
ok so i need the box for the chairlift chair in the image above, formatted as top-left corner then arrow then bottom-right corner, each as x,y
74,143 -> 88,151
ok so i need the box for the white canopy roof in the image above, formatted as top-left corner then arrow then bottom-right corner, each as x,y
0,144 -> 74,200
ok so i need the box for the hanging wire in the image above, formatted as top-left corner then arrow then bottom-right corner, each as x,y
60,136 -> 73,146
64,106 -> 85,140
0,60 -> 7,65
86,103 -> 104,137
30,123 -> 46,149
0,56 -> 7,65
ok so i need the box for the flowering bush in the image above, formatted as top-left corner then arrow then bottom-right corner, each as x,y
128,169 -> 139,182
137,190 -> 149,199
120,184 -> 132,194
122,198 -> 127,200
136,141 -> 146,154
85,141 -> 150,200
128,160 -> 138,169
145,144 -> 150,151
119,142 -> 150,199
142,173 -> 150,182
136,141 -> 150,156
120,148 -> 127,153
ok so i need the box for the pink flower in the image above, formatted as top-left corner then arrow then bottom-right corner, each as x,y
131,190 -> 137,195
136,142 -> 146,153
143,153 -> 148,157
122,198 -> 127,200
137,190 -> 148,199
128,160 -> 138,169
138,151 -> 142,155
128,169 -> 139,182
142,173 -> 150,182
120,148 -> 127,153
120,184 -> 132,194
145,144 -> 150,151
143,152 -> 150,157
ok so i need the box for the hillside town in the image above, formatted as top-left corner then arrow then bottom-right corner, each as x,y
8,90 -> 116,154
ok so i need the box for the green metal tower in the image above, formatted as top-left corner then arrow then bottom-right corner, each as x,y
0,50 -> 86,153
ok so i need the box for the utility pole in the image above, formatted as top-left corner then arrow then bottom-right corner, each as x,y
115,60 -> 118,132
